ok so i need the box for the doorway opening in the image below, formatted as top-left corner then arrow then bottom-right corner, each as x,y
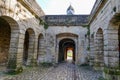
0,17 -> 11,66
58,38 -> 75,63
66,48 -> 73,62
23,28 -> 35,65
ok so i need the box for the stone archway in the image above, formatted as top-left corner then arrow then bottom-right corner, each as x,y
58,38 -> 75,63
23,28 -> 35,65
56,33 -> 78,64
0,16 -> 19,71
103,14 -> 120,79
94,28 -> 104,70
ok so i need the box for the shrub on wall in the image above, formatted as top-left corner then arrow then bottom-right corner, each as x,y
38,18 -> 48,29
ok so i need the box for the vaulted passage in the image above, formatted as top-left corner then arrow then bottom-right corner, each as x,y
0,18 -> 11,66
58,38 -> 75,63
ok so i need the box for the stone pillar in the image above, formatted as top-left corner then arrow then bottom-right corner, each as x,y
37,34 -> 46,63
103,29 -> 120,80
56,39 -> 59,63
32,35 -> 38,66
75,38 -> 78,64
7,29 -> 20,72
16,33 -> 25,67
89,35 -> 95,66
94,29 -> 104,70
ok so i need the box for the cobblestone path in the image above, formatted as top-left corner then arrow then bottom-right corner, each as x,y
1,63 -> 102,80
41,63 -> 102,80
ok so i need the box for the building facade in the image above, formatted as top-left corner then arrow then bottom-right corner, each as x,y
0,0 -> 120,79
90,0 -> 120,79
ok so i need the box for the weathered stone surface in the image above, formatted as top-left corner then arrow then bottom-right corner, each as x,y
1,63 -> 102,80
0,0 -> 120,79
90,0 -> 120,79
45,15 -> 89,26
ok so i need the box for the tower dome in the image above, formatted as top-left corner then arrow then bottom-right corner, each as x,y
66,5 -> 75,15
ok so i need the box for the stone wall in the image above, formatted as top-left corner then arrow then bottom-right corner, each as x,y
0,0 -> 89,70
0,0 -> 45,70
43,26 -> 88,64
45,15 -> 89,26
1,1 -> 120,79
37,34 -> 46,63
90,0 -> 120,79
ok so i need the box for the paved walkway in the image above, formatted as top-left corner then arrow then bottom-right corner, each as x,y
41,63 -> 102,80
1,63 -> 102,80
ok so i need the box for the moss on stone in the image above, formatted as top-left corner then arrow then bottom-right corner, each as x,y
5,66 -> 23,75
7,59 -> 17,70
103,67 -> 120,75
38,18 -> 48,29
94,62 -> 101,67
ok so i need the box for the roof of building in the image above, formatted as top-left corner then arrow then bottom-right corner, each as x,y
44,15 -> 89,26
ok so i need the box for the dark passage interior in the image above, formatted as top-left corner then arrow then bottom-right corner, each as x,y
0,18 -> 11,65
58,38 -> 75,63
23,31 -> 29,65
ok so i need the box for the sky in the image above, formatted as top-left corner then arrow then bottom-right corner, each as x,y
36,0 -> 96,15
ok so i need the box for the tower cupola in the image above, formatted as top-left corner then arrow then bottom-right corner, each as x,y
66,5 -> 74,15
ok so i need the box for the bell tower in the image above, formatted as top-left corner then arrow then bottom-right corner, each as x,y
66,5 -> 75,15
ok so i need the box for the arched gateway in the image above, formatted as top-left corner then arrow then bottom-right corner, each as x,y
58,38 -> 75,63
56,33 -> 78,63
